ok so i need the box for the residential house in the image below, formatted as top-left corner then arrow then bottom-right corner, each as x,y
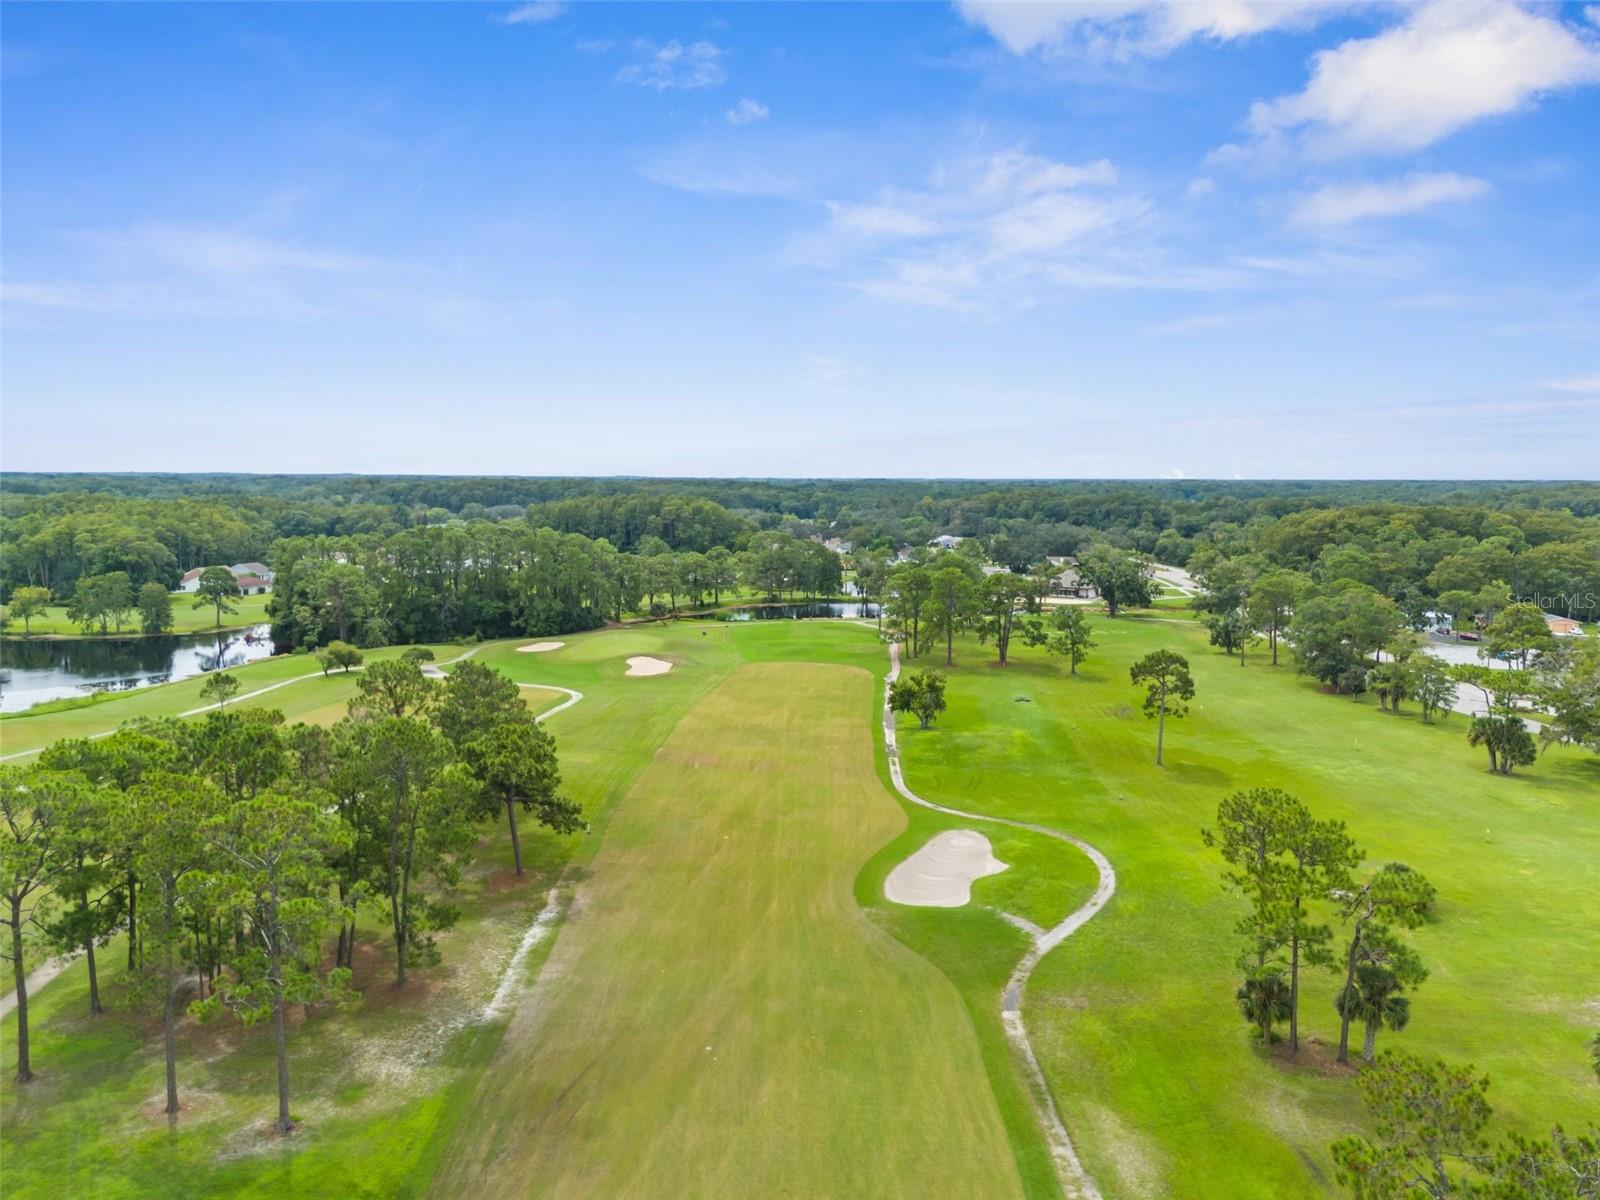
178,564 -> 273,595
1045,557 -> 1097,599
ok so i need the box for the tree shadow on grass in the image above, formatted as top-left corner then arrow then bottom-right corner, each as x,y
1162,759 -> 1231,789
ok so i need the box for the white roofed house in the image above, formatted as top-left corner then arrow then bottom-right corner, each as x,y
178,563 -> 274,595
928,534 -> 964,551
230,562 -> 274,583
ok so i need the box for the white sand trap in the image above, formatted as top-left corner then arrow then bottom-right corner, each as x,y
625,656 -> 673,677
517,641 -> 565,653
885,829 -> 1007,907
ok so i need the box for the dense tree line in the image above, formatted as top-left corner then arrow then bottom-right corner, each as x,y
0,658 -> 579,1133
8,477 -> 1596,616
265,524 -> 842,650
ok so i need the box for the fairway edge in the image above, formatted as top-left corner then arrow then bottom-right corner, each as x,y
883,640 -> 1116,1200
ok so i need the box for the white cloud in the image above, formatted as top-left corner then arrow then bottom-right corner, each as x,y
494,2 -> 565,26
1291,171 -> 1490,226
799,149 -> 1235,308
725,98 -> 770,125
616,40 -> 725,90
648,138 -> 1263,308
954,0 -> 1354,57
1542,371 -> 1600,393
87,224 -> 375,276
1247,0 -> 1600,157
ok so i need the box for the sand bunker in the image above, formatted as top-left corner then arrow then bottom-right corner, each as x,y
625,656 -> 673,677
517,641 -> 565,653
885,830 -> 1006,907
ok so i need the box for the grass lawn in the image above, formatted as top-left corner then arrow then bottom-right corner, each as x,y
893,617 -> 1600,1199
5,593 -> 273,638
6,614 -> 1592,1199
431,658 -> 1025,1199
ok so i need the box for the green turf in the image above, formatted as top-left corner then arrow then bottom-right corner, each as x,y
892,618 -> 1600,1200
7,614 -> 1591,1199
430,659 -> 1025,1199
4,593 -> 273,638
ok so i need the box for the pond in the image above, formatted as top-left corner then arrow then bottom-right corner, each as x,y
0,625 -> 276,713
707,602 -> 881,621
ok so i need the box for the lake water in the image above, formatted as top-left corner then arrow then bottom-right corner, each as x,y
0,625 -> 276,713
708,602 -> 881,621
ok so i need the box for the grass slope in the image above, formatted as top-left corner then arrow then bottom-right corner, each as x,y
430,660 -> 1025,1199
894,618 -> 1600,1200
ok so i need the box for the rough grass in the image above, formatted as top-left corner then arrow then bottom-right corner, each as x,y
894,618 -> 1600,1199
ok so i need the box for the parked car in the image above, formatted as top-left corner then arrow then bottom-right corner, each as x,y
1457,630 -> 1480,642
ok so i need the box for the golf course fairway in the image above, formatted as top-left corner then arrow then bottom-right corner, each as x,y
431,660 -> 1024,1199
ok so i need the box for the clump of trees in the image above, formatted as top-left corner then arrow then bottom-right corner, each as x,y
1077,545 -> 1155,617
9,586 -> 52,636
1204,789 -> 1433,1064
67,572 -> 136,634
1021,606 -> 1096,675
1331,1050 -> 1600,1199
137,582 -> 173,634
890,668 -> 948,730
0,658 -> 581,1134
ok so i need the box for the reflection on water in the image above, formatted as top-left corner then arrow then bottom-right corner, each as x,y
0,625 -> 276,713
708,602 -> 881,621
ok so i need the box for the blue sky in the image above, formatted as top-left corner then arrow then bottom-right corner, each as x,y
3,1 -> 1598,479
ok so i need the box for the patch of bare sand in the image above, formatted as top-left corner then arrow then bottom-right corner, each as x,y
1085,1102 -> 1168,1199
885,829 -> 1006,907
625,655 -> 673,676
517,641 -> 564,653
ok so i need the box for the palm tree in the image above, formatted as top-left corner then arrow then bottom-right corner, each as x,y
1237,968 -> 1292,1046
1334,964 -> 1411,1062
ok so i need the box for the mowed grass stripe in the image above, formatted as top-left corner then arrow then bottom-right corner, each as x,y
431,661 -> 1024,1200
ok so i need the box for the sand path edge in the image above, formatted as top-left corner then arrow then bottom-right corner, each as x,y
883,640 -> 1114,1200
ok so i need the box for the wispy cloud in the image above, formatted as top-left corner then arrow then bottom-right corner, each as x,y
617,40 -> 725,91
1541,371 -> 1600,393
1145,312 -> 1245,337
82,223 -> 378,276
4,221 -> 418,325
725,97 -> 769,126
1239,0 -> 1600,158
1291,171 -> 1489,226
651,141 -> 1253,310
494,3 -> 565,27
955,0 -> 1356,58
